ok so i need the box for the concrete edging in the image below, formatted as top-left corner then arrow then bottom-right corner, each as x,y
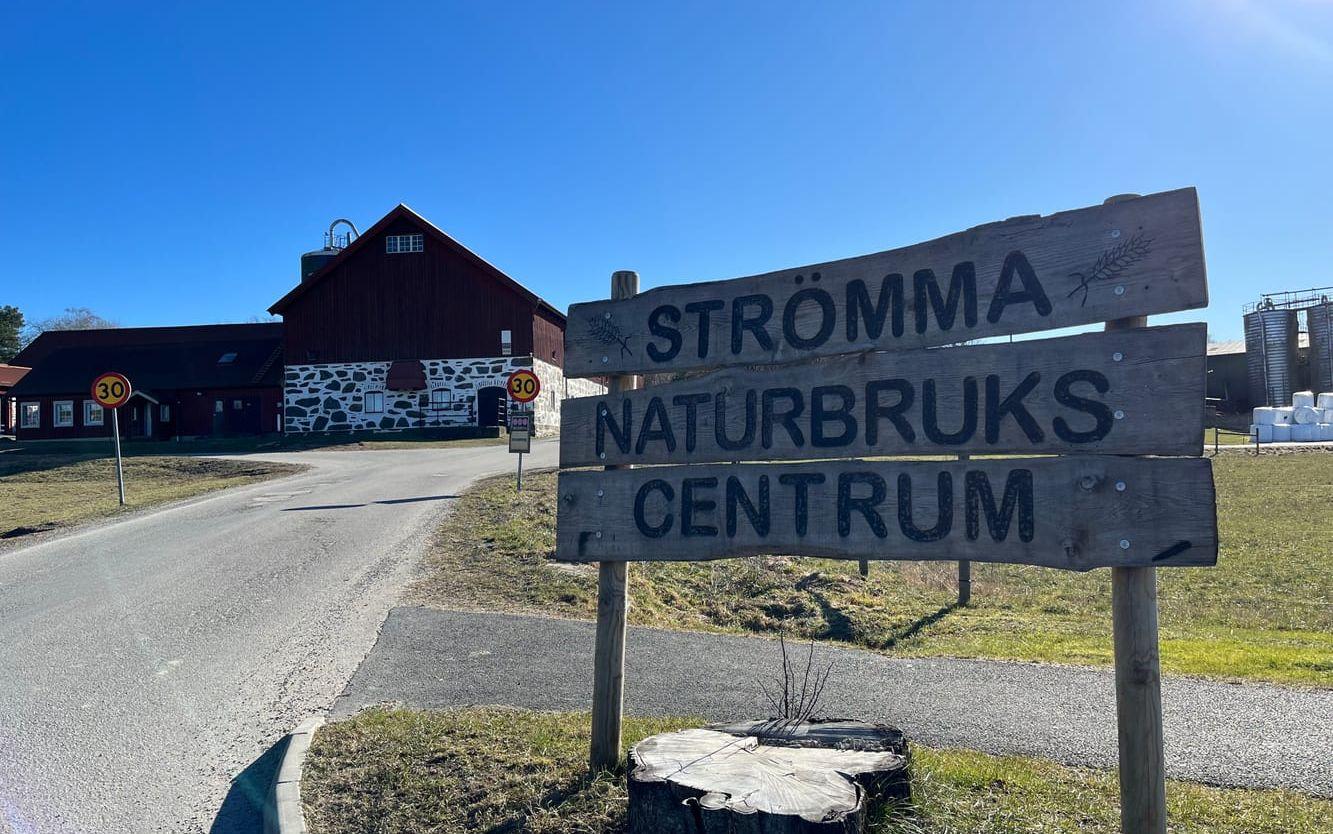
264,715 -> 325,834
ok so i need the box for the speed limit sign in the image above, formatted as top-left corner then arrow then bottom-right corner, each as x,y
506,369 -> 541,403
91,372 -> 133,409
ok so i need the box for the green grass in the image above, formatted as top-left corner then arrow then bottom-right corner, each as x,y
411,453 -> 1333,686
302,706 -> 1333,834
0,451 -> 302,536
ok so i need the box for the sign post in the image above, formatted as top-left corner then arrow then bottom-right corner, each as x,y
506,369 -> 541,492
91,371 -> 132,505
557,189 -> 1215,831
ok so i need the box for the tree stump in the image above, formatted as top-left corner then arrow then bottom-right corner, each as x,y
627,719 -> 910,833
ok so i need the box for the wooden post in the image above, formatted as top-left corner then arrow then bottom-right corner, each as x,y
1107,312 -> 1167,834
957,453 -> 971,605
590,270 -> 639,771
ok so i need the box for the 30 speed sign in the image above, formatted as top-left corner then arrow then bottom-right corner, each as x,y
91,372 -> 133,409
507,369 -> 541,403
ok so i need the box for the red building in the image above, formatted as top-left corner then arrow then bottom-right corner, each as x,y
8,324 -> 283,441
0,364 -> 30,434
268,205 -> 600,434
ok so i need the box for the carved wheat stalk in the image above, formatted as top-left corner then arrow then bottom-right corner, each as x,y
1067,233 -> 1154,307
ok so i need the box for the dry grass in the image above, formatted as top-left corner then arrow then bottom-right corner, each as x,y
302,706 -> 1333,834
0,452 -> 301,536
411,453 -> 1333,686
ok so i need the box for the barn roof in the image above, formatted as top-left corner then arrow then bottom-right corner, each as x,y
0,364 -> 29,388
1207,333 -> 1310,356
267,204 -> 565,321
8,325 -> 283,398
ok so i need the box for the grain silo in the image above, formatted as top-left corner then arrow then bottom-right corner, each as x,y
1244,305 -> 1299,407
1308,297 -> 1333,394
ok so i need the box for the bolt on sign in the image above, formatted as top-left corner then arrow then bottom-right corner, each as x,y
562,189 -> 1219,832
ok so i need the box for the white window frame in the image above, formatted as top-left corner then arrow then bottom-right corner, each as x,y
54,400 -> 74,428
364,391 -> 385,413
84,400 -> 104,426
385,233 -> 424,254
20,402 -> 39,428
500,329 -> 513,356
429,388 -> 451,410
160,404 -> 171,421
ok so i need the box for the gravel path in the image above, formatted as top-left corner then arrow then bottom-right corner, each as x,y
334,606 -> 1333,797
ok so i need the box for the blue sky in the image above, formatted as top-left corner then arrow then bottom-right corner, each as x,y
2,1 -> 1330,340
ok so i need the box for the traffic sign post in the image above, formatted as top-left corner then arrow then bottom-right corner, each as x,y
506,369 -> 541,492
91,372 -> 132,505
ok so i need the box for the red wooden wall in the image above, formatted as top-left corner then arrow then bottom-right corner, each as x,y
278,215 -> 563,365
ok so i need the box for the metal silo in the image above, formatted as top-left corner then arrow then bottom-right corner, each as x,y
1308,298 -> 1333,394
1244,306 -> 1299,407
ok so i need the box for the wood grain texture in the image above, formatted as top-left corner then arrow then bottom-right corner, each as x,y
589,270 -> 638,772
560,323 -> 1207,467
555,457 -> 1217,571
565,188 -> 1206,377
1104,307 -> 1168,834
627,722 -> 908,833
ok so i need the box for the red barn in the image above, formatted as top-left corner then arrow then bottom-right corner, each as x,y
0,364 -> 30,434
268,205 -> 600,434
8,324 -> 283,441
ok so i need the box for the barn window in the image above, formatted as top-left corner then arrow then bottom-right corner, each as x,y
84,401 -> 104,426
386,233 -> 424,253
430,389 -> 451,410
160,405 -> 171,421
233,400 -> 243,410
500,330 -> 512,356
54,401 -> 74,427
20,402 -> 39,428
365,391 -> 384,413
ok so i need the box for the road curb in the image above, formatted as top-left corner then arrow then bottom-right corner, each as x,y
265,715 -> 325,834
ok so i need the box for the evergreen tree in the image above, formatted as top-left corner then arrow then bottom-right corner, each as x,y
0,306 -> 23,363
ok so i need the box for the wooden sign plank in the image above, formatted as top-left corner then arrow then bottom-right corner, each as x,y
560,323 -> 1206,467
555,457 -> 1217,571
564,188 -> 1206,377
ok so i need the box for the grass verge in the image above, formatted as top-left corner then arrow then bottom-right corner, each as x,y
411,453 -> 1333,687
0,452 -> 301,536
302,706 -> 1333,834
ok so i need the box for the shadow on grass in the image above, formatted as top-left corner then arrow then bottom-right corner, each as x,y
482,771 -> 613,834
209,734 -> 290,834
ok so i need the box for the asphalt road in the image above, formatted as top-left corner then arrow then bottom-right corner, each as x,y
0,439 -> 555,834
335,607 -> 1333,798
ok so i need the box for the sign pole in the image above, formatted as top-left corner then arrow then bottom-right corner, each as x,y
957,452 -> 972,605
111,407 -> 125,506
516,404 -> 526,492
590,269 -> 638,771
1108,310 -> 1167,834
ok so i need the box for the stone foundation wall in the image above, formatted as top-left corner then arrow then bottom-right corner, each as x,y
282,355 -> 605,434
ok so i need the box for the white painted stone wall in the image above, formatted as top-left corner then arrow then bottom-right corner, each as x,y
283,355 -> 605,435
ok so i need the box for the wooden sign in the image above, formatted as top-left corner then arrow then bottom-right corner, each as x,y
560,323 -> 1206,467
556,456 -> 1217,571
564,189 -> 1205,377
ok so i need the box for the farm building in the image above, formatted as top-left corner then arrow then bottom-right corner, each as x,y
268,205 -> 601,435
0,364 -> 31,434
7,323 -> 283,441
